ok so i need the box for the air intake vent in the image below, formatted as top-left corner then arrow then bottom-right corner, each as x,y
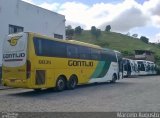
35,70 -> 45,85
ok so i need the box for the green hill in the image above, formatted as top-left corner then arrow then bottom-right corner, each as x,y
73,30 -> 160,64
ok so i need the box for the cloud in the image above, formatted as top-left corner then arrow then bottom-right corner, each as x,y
66,20 -> 87,29
155,33 -> 160,42
58,2 -> 90,28
35,0 -> 152,32
22,0 -> 160,30
150,33 -> 160,43
22,0 -> 151,31
151,3 -> 160,16
39,2 -> 60,11
22,0 -> 33,4
21,0 -> 160,42
143,0 -> 160,27
99,7 -> 150,32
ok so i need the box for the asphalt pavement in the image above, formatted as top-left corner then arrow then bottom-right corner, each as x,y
0,75 -> 160,112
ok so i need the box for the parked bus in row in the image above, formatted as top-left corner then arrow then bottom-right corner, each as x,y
137,60 -> 157,76
123,58 -> 157,77
123,58 -> 138,77
2,32 -> 123,91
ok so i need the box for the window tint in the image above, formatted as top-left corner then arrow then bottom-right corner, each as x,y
138,62 -> 145,71
134,63 -> 138,72
91,49 -> 101,60
118,60 -> 123,72
101,50 -> 117,62
33,37 -> 118,62
67,45 -> 78,58
123,60 -> 128,71
33,37 -> 67,57
131,63 -> 134,71
9,24 -> 24,34
101,51 -> 108,61
34,38 -> 42,55
146,63 -> 150,71
78,46 -> 91,59
151,64 -> 155,71
54,34 -> 63,39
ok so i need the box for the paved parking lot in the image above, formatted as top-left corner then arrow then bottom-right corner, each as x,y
0,75 -> 160,112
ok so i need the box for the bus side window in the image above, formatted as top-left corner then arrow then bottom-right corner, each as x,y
141,64 -> 145,71
101,51 -> 108,61
91,49 -> 101,60
48,41 -> 66,57
33,37 -> 67,58
33,39 -> 42,55
67,45 -> 78,58
78,46 -> 91,60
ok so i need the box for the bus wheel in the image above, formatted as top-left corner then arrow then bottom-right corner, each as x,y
56,76 -> 66,92
67,75 -> 78,90
110,74 -> 117,83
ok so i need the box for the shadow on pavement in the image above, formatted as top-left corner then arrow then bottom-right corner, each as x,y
7,81 -> 134,97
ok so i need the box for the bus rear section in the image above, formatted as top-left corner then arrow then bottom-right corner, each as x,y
2,32 -> 29,88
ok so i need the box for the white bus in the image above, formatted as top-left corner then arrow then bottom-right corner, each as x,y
137,60 -> 157,75
123,58 -> 138,77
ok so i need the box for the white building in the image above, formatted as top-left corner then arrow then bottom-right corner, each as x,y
0,0 -> 66,65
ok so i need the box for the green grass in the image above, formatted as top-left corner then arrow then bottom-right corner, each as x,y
73,31 -> 160,57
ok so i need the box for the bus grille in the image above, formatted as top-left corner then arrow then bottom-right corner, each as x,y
35,70 -> 45,85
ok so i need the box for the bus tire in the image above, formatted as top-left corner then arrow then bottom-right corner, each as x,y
110,74 -> 117,83
56,76 -> 66,92
67,75 -> 78,90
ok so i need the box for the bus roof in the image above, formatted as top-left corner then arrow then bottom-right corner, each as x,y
28,32 -> 102,49
68,40 -> 102,49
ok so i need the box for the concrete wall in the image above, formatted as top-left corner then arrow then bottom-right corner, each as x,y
0,66 -> 1,83
0,0 -> 66,65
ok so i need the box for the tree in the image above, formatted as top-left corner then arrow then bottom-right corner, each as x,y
91,26 -> 97,35
105,25 -> 111,32
95,29 -> 101,38
66,25 -> 74,39
66,25 -> 72,30
75,26 -> 82,35
90,26 -> 101,39
158,42 -> 160,46
140,36 -> 149,43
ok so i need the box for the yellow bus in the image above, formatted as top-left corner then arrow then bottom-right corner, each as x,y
2,32 -> 123,91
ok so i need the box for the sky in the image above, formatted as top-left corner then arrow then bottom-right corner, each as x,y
22,0 -> 160,42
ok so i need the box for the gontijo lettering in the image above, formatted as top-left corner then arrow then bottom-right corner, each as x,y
3,53 -> 25,59
68,60 -> 93,67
